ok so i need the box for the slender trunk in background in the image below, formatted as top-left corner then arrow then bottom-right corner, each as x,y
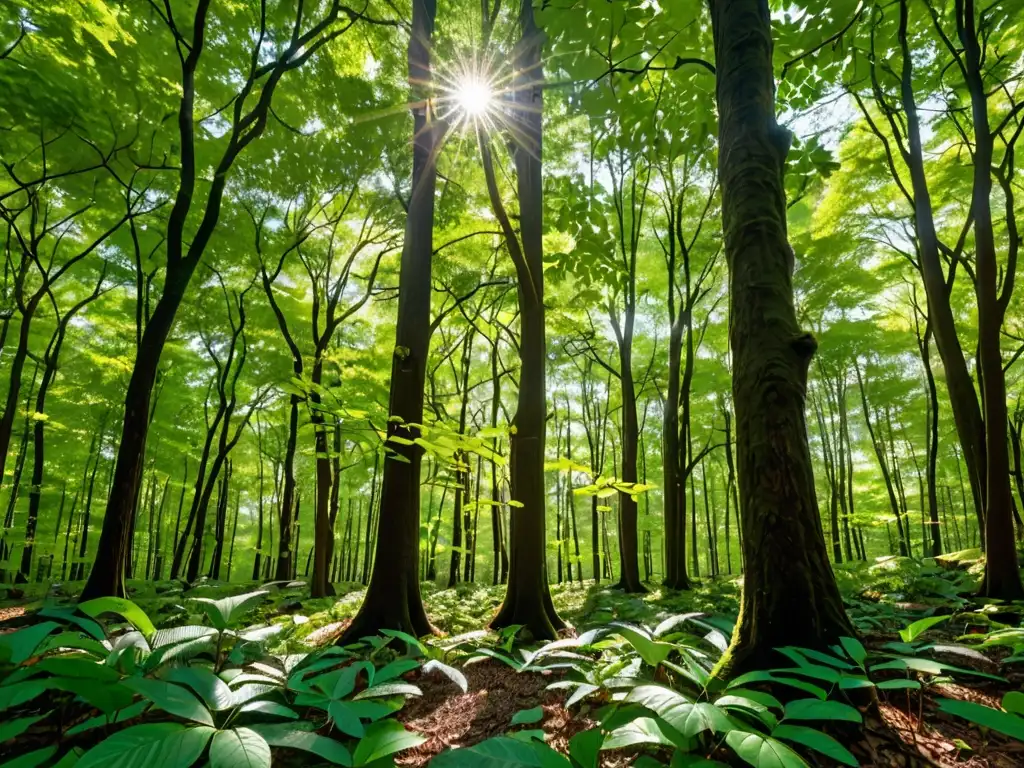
152,478 -> 169,579
81,0 -> 353,601
857,366 -> 907,555
362,450 -> 379,584
72,430 -> 110,582
0,363 -> 39,577
340,0 -> 439,642
170,457 -> 189,579
253,418 -> 265,580
710,0 -> 853,676
468,453 -> 482,582
275,396 -> 300,580
226,488 -> 240,580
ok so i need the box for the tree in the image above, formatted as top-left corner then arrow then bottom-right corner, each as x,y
484,0 -> 565,639
82,0 -> 371,600
710,0 -> 854,676
341,0 -> 439,642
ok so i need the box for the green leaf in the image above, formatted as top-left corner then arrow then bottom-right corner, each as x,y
936,698 -> 1024,741
189,591 -> 268,631
35,657 -> 121,681
782,699 -> 862,723
875,679 -> 921,691
248,723 -> 351,766
0,681 -> 50,713
238,701 -> 298,719
121,678 -> 214,726
352,720 -> 427,766
625,685 -> 731,738
77,724 -> 215,768
0,622 -> 60,665
431,737 -> 558,768
670,755 -> 729,768
66,701 -> 150,736
1003,691 -> 1024,716
374,658 -> 420,683
725,731 -> 809,768
0,746 -> 58,768
839,637 -> 867,668
899,615 -> 950,643
328,701 -> 365,738
728,671 -> 827,700
167,667 -> 234,711
0,712 -> 48,742
79,599 -> 156,639
352,682 -> 421,700
421,659 -> 468,693
603,717 -> 685,749
772,724 -> 858,767
568,728 -> 603,768
209,728 -> 271,768
512,706 -> 545,726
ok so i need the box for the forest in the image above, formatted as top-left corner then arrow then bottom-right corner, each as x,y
0,0 -> 1023,766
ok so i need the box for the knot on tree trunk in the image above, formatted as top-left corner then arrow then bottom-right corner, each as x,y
791,332 -> 818,379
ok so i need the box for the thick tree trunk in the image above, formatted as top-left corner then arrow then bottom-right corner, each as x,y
339,0 -> 438,642
710,0 -> 854,676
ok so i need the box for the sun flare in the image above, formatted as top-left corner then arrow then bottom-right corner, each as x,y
454,77 -> 493,117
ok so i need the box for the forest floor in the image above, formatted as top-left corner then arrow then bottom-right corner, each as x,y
2,551 -> 1023,766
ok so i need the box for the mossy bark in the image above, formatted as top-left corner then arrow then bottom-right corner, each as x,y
710,0 -> 854,677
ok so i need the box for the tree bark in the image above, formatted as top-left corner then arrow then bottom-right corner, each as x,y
487,0 -> 565,639
710,0 -> 854,676
340,0 -> 439,642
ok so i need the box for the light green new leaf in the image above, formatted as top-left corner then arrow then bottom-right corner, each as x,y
899,615 -> 950,643
79,599 -> 155,639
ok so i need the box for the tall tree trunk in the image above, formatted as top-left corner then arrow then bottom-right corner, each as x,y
955,0 -> 1024,599
711,0 -> 853,676
488,0 -> 565,638
340,0 -> 439,641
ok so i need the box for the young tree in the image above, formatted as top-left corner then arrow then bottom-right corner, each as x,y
82,0 -> 371,600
